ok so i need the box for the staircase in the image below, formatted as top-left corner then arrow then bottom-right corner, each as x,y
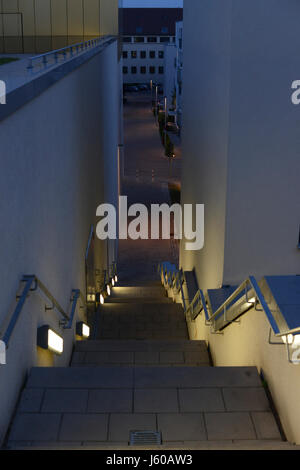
6,281 -> 289,449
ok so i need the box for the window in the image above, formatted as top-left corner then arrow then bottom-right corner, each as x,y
123,66 -> 128,74
147,37 -> 157,43
140,51 -> 146,59
149,50 -> 155,59
158,51 -> 164,59
131,66 -> 137,74
159,66 -> 164,74
131,51 -> 137,59
122,51 -> 128,59
161,27 -> 168,34
136,27 -> 143,34
134,36 -> 144,43
149,66 -> 155,74
123,37 -> 132,43
140,66 -> 146,74
160,37 -> 170,43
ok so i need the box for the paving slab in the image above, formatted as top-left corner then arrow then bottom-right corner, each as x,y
222,387 -> 270,412
9,413 -> 61,441
41,389 -> 88,413
205,412 -> 256,440
18,389 -> 44,413
87,389 -> 133,413
251,412 -> 282,440
134,389 -> 179,413
158,413 -> 207,442
59,414 -> 109,441
179,388 -> 225,413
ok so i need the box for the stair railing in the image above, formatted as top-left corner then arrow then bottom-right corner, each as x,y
0,275 -> 87,348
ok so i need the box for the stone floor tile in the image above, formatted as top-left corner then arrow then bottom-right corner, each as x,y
88,389 -> 132,413
205,412 -> 256,440
222,387 -> 270,412
251,412 -> 281,440
134,389 -> 179,413
179,388 -> 225,413
42,389 -> 88,413
59,414 -> 108,441
158,413 -> 207,442
9,413 -> 61,441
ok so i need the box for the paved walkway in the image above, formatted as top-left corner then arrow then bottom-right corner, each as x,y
118,92 -> 181,283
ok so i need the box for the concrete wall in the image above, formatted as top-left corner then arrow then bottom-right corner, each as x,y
186,303 -> 300,444
180,0 -> 300,289
0,40 -> 119,445
0,0 -> 119,37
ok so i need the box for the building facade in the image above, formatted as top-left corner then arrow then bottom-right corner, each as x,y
121,8 -> 183,85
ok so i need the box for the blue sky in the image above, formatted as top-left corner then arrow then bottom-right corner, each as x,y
123,0 -> 183,7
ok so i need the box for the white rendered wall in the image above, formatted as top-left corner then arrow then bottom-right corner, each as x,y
0,41 -> 119,445
180,0 -> 300,289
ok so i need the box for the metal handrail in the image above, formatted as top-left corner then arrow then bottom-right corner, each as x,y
1,275 -> 86,348
27,36 -> 110,71
208,276 -> 280,335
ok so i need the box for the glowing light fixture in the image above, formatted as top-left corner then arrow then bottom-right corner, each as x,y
111,278 -> 115,287
282,334 -> 295,345
100,294 -> 104,304
76,321 -> 90,339
107,285 -> 111,296
37,325 -> 63,355
114,275 -> 118,283
87,293 -> 96,302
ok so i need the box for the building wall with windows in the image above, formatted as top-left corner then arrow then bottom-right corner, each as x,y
122,37 -> 170,85
121,8 -> 183,85
175,21 -> 183,126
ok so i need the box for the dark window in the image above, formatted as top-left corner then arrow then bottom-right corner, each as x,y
140,66 -> 146,74
160,37 -> 170,43
134,36 -> 144,43
158,51 -> 164,59
123,66 -> 128,74
149,50 -> 155,59
131,51 -> 137,59
149,66 -> 155,74
122,51 -> 128,59
161,27 -> 168,34
136,27 -> 143,34
123,37 -> 132,43
159,66 -> 164,74
140,51 -> 146,59
147,37 -> 157,43
131,66 -> 137,74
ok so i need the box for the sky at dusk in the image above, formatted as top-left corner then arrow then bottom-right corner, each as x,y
123,0 -> 183,7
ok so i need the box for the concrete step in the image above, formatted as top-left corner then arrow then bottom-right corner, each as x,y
104,297 -> 173,304
110,286 -> 167,299
7,366 -> 283,448
94,303 -> 188,340
71,340 -> 211,367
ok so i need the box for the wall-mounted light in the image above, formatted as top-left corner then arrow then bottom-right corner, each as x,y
107,285 -> 111,296
76,321 -> 90,339
111,278 -> 115,287
114,275 -> 118,283
87,293 -> 96,302
37,325 -> 63,355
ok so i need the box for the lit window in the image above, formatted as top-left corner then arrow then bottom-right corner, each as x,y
161,27 -> 168,34
131,51 -> 137,59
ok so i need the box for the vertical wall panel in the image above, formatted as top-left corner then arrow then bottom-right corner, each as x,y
83,0 -> 100,37
2,0 -> 18,13
51,0 -> 67,36
67,0 -> 83,36
18,0 -> 35,36
35,0 -> 51,36
100,0 -> 118,36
